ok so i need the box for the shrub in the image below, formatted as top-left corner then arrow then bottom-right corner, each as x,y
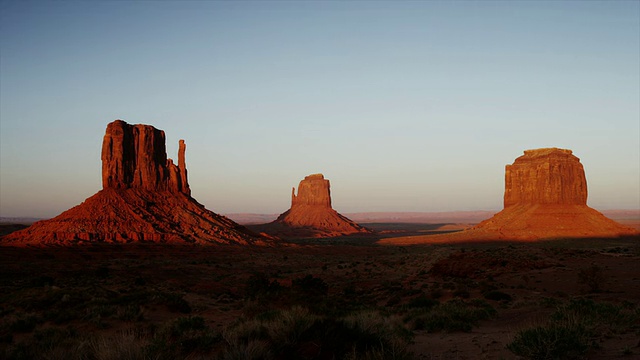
160,293 -> 191,314
5,327 -> 82,360
147,316 -> 221,358
224,307 -> 317,350
341,310 -> 413,355
292,275 -> 328,297
95,266 -> 110,279
407,299 -> 496,332
223,317 -> 267,346
89,329 -> 148,360
539,297 -> 561,308
9,315 -> 39,333
429,289 -> 443,299
429,253 -> 477,278
116,304 -> 144,321
263,306 -> 318,347
245,273 -> 282,300
552,298 -> 638,334
508,298 -> 640,359
22,288 -> 90,312
386,294 -> 401,307
507,323 -> 590,360
578,265 -> 605,293
29,275 -> 54,287
32,326 -> 78,345
170,316 -> 219,353
222,339 -> 272,360
170,316 -> 207,335
452,288 -> 470,299
406,295 -> 438,310
483,290 -> 512,302
223,306 -> 412,359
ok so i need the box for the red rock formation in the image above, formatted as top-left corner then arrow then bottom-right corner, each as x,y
101,120 -> 190,195
504,148 -> 587,207
178,140 -> 190,196
2,120 -> 266,246
291,174 -> 332,208
379,148 -> 638,244
254,174 -> 371,238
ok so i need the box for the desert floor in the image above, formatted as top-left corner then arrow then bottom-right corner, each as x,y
1,222 -> 639,359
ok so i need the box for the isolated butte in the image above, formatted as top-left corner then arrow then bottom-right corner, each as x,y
2,120 -> 267,246
379,148 -> 639,244
255,174 -> 372,238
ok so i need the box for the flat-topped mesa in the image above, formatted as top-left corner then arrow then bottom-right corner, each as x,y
291,174 -> 332,208
101,120 -> 190,195
378,147 -> 638,245
504,147 -> 587,207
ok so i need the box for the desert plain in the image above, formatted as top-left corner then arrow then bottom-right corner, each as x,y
1,214 -> 639,359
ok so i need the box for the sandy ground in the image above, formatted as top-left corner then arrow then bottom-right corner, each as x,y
1,223 -> 639,358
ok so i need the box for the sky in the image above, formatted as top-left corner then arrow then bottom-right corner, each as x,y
1,1 -> 639,218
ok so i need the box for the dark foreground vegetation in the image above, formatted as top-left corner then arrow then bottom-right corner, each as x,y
1,235 -> 639,359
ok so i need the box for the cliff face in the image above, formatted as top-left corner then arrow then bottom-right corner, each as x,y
2,120 -> 263,246
379,148 -> 638,245
101,120 -> 190,195
472,147 -> 636,240
291,174 -> 331,208
257,174 -> 371,238
504,148 -> 587,207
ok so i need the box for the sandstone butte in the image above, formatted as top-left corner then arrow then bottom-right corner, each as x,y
379,148 -> 639,245
255,174 -> 372,238
1,120 -> 267,246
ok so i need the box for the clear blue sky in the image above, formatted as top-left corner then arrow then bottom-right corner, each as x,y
1,1 -> 639,218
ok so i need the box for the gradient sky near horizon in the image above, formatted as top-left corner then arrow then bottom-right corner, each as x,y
1,1 -> 639,218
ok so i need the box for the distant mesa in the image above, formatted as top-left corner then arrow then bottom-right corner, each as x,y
252,174 -> 372,238
380,147 -> 639,244
2,120 -> 266,246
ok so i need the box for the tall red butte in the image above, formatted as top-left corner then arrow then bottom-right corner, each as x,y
2,120 -> 265,246
255,174 -> 371,238
380,148 -> 639,244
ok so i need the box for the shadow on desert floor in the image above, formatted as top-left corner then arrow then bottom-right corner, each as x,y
1,224 -> 639,359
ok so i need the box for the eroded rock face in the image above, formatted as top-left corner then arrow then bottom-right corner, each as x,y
256,174 -> 371,238
379,147 -> 638,244
101,120 -> 190,195
2,120 -> 264,246
291,174 -> 332,208
474,147 -> 637,240
504,148 -> 587,207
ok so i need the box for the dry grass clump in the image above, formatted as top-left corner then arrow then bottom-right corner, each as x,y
577,264 -> 605,293
223,306 -> 412,359
1,316 -> 220,360
222,339 -> 271,360
404,299 -> 496,332
508,298 -> 640,359
88,329 -> 148,360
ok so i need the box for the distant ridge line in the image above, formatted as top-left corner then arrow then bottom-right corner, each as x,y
225,210 -> 639,225
3,209 -> 637,226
